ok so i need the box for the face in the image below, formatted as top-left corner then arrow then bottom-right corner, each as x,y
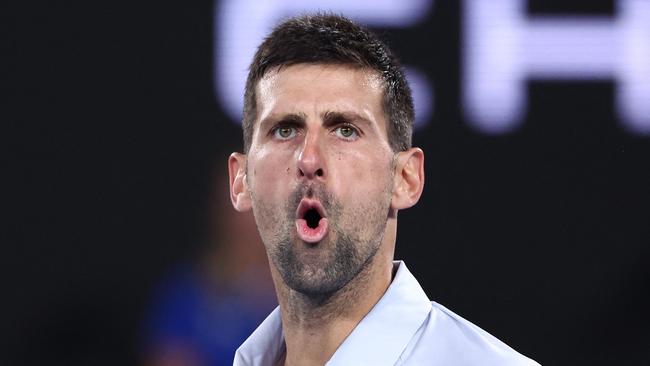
244,64 -> 397,297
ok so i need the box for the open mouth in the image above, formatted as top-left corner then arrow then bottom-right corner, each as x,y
304,208 -> 322,229
295,199 -> 329,243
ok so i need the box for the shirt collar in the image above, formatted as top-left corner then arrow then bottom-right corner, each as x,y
234,261 -> 432,366
326,260 -> 432,365
234,306 -> 285,366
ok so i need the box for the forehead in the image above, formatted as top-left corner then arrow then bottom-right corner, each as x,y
254,64 -> 386,129
258,63 -> 384,92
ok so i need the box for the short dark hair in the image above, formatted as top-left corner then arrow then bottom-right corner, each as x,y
242,13 -> 414,153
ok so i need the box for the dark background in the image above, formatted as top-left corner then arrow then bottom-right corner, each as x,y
6,0 -> 649,364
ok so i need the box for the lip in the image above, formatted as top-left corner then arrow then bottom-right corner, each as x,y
295,198 -> 327,220
295,199 -> 329,243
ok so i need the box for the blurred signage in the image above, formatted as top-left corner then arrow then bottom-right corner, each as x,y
215,0 -> 650,135
464,0 -> 650,134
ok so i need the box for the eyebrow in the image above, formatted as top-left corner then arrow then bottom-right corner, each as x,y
258,110 -> 374,131
259,112 -> 307,131
322,111 -> 373,128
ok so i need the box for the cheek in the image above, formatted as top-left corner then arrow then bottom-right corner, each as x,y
248,146 -> 295,198
331,148 -> 393,200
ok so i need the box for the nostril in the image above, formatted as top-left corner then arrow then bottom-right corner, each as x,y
298,168 -> 323,178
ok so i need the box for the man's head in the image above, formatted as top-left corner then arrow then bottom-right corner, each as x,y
242,13 -> 414,154
229,14 -> 424,301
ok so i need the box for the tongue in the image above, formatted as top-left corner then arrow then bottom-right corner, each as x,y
296,217 -> 329,243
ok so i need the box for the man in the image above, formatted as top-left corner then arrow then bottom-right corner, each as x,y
228,13 -> 539,366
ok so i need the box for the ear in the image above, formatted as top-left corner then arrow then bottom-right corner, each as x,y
228,152 -> 252,212
391,147 -> 425,210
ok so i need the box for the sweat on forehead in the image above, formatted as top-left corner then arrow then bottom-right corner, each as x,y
255,64 -> 385,111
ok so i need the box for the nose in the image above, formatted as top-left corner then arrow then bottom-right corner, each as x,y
297,131 -> 326,180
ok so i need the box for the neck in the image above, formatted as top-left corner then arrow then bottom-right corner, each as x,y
272,221 -> 396,366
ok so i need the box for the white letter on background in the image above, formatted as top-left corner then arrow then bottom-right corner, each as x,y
463,0 -> 650,135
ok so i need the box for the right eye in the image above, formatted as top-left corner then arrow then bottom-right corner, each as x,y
273,126 -> 297,140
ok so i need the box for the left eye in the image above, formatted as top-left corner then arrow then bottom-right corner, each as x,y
334,125 -> 358,139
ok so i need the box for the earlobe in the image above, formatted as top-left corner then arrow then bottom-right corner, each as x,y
228,152 -> 252,212
391,148 -> 425,210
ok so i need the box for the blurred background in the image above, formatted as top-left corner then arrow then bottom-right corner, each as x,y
6,0 -> 650,365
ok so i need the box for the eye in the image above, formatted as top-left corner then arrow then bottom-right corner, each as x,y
334,125 -> 359,140
273,125 -> 296,140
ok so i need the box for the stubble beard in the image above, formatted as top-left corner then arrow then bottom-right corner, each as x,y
253,182 -> 392,303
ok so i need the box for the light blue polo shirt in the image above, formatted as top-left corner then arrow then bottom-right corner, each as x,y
234,261 -> 540,366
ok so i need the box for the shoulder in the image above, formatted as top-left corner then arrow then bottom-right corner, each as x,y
397,301 -> 540,366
